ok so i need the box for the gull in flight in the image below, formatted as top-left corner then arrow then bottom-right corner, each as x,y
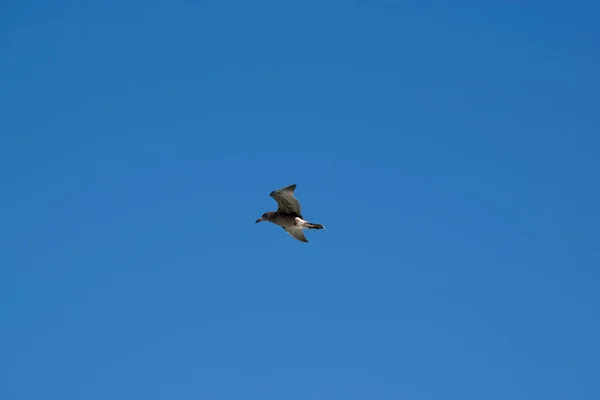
255,184 -> 325,243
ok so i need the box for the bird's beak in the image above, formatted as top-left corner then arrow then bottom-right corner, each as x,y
255,217 -> 263,223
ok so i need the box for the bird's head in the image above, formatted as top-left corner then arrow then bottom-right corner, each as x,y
255,212 -> 275,223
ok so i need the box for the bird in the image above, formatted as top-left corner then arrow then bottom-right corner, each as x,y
255,184 -> 325,242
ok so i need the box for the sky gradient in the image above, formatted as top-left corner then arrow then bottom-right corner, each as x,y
2,1 -> 599,399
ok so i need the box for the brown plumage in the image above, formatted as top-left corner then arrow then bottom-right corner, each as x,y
255,184 -> 325,242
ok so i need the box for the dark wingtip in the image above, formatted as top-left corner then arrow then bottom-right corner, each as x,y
280,184 -> 297,192
271,184 -> 297,195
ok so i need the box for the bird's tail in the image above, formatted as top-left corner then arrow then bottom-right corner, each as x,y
306,222 -> 325,230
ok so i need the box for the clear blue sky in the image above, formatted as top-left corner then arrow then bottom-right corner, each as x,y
2,1 -> 599,399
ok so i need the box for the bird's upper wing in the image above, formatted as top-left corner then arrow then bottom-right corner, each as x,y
284,227 -> 309,242
270,184 -> 302,216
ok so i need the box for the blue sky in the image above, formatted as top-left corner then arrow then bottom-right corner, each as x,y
1,1 -> 599,399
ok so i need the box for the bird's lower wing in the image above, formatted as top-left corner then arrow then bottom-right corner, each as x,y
284,227 -> 308,242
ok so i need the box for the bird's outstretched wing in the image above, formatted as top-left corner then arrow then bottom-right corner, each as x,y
284,227 -> 309,242
270,184 -> 302,216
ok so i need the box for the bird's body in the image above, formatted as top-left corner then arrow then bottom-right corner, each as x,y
256,184 -> 325,242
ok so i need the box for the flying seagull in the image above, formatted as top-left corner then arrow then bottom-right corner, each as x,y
255,184 -> 325,242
